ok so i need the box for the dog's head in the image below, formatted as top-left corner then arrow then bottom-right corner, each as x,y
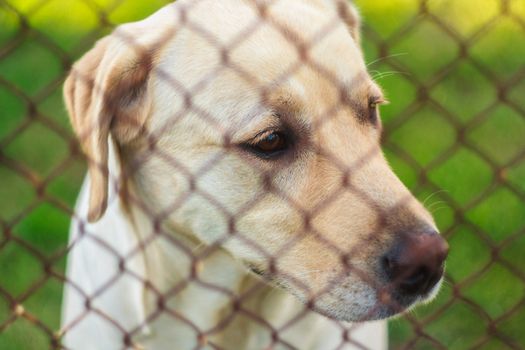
64,0 -> 448,321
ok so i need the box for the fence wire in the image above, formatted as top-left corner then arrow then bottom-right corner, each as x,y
0,0 -> 524,349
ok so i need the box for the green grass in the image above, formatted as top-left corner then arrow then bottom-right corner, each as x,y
1,0 -> 524,349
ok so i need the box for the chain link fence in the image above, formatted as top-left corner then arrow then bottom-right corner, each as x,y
1,0 -> 524,349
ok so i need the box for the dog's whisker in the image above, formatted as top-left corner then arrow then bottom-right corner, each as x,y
442,278 -> 453,289
431,206 -> 447,214
366,52 -> 409,67
422,190 -> 448,208
427,200 -> 446,210
428,200 -> 446,208
372,71 -> 410,80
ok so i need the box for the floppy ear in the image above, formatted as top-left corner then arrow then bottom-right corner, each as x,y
64,29 -> 155,222
336,0 -> 361,45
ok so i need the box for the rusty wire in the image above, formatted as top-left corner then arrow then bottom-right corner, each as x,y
1,0 -> 524,349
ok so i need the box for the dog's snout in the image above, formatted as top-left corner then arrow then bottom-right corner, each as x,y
382,231 -> 449,296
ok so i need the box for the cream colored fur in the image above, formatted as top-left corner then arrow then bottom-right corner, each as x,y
62,1 -> 440,349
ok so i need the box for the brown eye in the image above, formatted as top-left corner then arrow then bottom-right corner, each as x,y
256,132 -> 286,152
249,131 -> 289,158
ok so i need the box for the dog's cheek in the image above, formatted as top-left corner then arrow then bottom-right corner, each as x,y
221,195 -> 304,263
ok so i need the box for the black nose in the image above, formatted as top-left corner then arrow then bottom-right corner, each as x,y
382,232 -> 449,296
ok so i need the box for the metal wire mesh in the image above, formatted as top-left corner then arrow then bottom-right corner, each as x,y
1,0 -> 524,349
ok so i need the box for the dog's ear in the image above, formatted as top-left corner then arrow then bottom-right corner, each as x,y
64,29 -> 156,222
336,0 -> 361,46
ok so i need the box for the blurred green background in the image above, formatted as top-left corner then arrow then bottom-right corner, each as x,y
0,0 -> 524,349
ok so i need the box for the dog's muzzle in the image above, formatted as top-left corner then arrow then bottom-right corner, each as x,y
381,230 -> 449,307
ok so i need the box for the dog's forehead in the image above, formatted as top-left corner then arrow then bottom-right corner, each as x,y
183,0 -> 351,41
150,0 -> 369,132
154,0 -> 365,84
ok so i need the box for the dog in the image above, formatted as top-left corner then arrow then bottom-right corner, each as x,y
61,1 -> 448,349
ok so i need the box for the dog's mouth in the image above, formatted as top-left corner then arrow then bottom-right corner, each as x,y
247,264 -> 292,291
376,275 -> 445,320
248,265 -> 266,278
245,262 -> 445,322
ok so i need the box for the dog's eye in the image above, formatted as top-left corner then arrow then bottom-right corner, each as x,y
368,101 -> 378,123
368,98 -> 386,124
248,131 -> 289,158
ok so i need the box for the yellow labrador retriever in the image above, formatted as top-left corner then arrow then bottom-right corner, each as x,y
61,0 -> 448,349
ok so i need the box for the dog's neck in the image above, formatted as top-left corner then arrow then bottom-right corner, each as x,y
125,195 -> 322,348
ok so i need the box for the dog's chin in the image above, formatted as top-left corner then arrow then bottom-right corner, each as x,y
312,290 -> 434,322
246,264 -> 445,322
321,277 -> 446,322
267,275 -> 444,322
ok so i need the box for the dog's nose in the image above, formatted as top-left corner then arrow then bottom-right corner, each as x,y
382,232 -> 449,296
